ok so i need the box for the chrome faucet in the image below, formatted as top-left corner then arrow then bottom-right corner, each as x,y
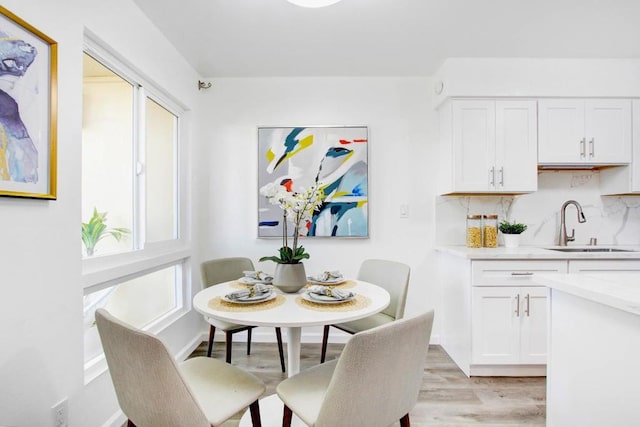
559,200 -> 587,246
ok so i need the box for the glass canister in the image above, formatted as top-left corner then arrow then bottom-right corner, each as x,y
483,214 -> 498,248
466,214 -> 483,248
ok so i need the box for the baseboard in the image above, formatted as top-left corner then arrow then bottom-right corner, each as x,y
176,333 -> 207,361
103,410 -> 126,427
470,364 -> 547,377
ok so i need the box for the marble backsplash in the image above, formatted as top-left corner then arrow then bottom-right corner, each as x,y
436,170 -> 640,247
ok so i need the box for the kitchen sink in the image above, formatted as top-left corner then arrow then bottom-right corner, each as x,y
546,247 -> 636,253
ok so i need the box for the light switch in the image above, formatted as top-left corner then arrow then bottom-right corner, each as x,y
400,204 -> 409,218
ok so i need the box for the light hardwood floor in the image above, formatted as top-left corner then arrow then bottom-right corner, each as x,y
189,341 -> 546,426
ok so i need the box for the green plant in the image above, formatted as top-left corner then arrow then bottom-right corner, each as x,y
82,208 -> 130,256
499,220 -> 528,235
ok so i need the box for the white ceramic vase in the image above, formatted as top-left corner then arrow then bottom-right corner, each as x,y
502,234 -> 521,248
273,263 -> 307,293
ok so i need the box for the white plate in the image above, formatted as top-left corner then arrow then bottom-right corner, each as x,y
222,292 -> 276,304
239,276 -> 273,285
307,277 -> 346,286
302,292 -> 355,304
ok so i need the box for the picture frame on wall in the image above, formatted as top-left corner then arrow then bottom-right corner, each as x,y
258,125 -> 369,238
0,6 -> 57,199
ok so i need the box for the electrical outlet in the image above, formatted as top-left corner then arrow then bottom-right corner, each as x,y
52,399 -> 68,427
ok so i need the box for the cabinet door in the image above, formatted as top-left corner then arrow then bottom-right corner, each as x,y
538,99 -> 585,164
519,287 -> 548,364
452,100 -> 496,191
632,100 -> 640,192
585,99 -> 631,164
471,287 -> 520,364
495,100 -> 538,192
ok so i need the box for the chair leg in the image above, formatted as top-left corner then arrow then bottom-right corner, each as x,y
247,328 -> 252,355
282,405 -> 293,427
249,400 -> 262,427
275,327 -> 285,373
207,325 -> 216,357
400,413 -> 410,427
320,325 -> 330,363
226,331 -> 233,364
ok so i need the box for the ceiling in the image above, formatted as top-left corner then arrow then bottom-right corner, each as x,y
132,0 -> 640,78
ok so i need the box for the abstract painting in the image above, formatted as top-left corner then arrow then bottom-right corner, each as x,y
0,6 -> 57,199
258,126 -> 368,238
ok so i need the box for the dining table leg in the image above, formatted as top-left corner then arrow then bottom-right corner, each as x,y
285,326 -> 301,377
239,326 -> 305,427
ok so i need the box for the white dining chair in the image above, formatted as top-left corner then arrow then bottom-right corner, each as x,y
201,257 -> 286,372
320,258 -> 410,363
278,310 -> 434,427
95,308 -> 266,427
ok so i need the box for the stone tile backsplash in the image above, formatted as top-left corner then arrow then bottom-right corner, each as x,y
436,170 -> 640,246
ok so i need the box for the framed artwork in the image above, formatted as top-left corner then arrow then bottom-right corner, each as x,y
0,6 -> 57,199
258,126 -> 368,238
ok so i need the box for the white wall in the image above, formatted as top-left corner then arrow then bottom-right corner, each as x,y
0,1 -> 202,426
432,58 -> 640,107
195,77 -> 440,341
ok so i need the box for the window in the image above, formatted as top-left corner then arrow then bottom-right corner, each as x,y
83,263 -> 186,381
81,37 -> 190,383
81,52 -> 179,257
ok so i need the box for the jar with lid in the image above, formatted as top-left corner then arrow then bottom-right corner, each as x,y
483,214 -> 498,248
466,215 -> 483,248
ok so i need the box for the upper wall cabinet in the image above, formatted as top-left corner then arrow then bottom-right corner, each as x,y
538,99 -> 631,166
438,99 -> 537,194
600,99 -> 640,195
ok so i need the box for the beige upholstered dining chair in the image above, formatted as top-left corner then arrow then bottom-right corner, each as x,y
320,258 -> 410,363
278,310 -> 434,427
95,308 -> 265,427
201,257 -> 285,372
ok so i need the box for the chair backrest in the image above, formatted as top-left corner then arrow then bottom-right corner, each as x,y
316,310 -> 435,427
200,257 -> 255,288
95,308 -> 210,427
357,259 -> 410,319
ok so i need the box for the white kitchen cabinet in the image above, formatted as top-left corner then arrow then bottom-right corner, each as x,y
599,99 -> 640,194
439,256 -> 566,376
472,286 -> 547,365
538,99 -> 631,165
438,99 -> 537,194
568,259 -> 640,273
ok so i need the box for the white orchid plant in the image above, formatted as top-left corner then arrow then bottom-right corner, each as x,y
259,180 -> 325,264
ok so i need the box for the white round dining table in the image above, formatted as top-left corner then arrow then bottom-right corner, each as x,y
192,279 -> 391,427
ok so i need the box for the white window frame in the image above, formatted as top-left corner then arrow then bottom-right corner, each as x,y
82,33 -> 192,384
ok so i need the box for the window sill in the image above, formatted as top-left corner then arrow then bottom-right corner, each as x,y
82,243 -> 191,291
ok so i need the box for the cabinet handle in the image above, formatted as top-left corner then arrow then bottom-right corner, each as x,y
579,138 -> 586,158
515,294 -> 520,317
589,138 -> 595,158
499,167 -> 504,187
489,167 -> 495,188
511,272 -> 534,276
525,294 -> 530,317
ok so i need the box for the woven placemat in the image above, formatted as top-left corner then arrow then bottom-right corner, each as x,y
304,279 -> 357,289
208,295 -> 286,312
295,294 -> 371,312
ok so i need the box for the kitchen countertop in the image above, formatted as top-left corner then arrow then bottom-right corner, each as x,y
536,273 -> 640,317
436,245 -> 640,259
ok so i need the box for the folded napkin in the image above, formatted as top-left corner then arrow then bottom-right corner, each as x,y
307,285 -> 353,301
242,270 -> 273,282
226,283 -> 272,300
317,270 -> 343,281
